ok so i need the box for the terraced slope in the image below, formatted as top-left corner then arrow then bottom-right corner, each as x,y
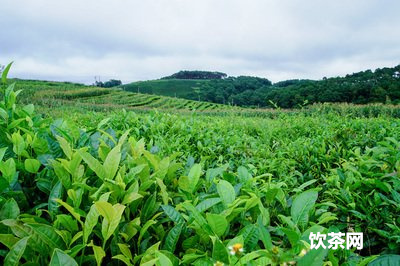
121,79 -> 209,98
30,86 -> 238,112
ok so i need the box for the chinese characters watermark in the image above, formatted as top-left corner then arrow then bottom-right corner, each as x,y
309,232 -> 363,250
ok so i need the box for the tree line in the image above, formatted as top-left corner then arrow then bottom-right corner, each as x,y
175,66 -> 400,108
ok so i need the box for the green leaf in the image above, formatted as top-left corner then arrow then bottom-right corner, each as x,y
117,243 -> 133,261
280,227 -> 300,247
291,190 -> 318,228
122,181 -> 143,205
11,132 -> 25,156
138,219 -> 157,246
24,158 -> 41,174
195,198 -> 222,213
55,199 -> 82,225
0,158 -> 16,184
179,164 -> 201,193
238,166 -> 251,183
0,234 -> 19,249
206,213 -> 228,237
217,180 -> 235,207
182,202 -> 213,235
369,255 -> 400,266
211,236 -> 229,264
54,214 -> 78,233
113,254 -> 133,265
257,219 -> 273,250
56,136 -> 72,160
52,160 -> 71,189
2,62 -> 13,84
155,251 -> 173,266
0,198 -> 20,220
27,223 -> 66,252
240,224 -> 259,251
297,246 -> 328,266
95,201 -> 126,243
78,149 -> 106,180
0,147 -> 7,161
163,222 -> 184,253
4,236 -> 28,266
88,241 -> 106,266
0,107 -> 8,121
48,181 -> 63,216
104,144 -> 121,180
49,248 -> 78,266
141,193 -> 158,223
161,205 -> 184,224
83,204 -> 99,243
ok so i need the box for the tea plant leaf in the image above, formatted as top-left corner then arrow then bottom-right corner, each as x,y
113,254 -> 132,265
117,243 -> 133,261
297,246 -> 328,266
155,251 -> 173,266
0,234 -> 19,249
55,199 -> 82,225
211,236 -> 229,264
0,158 -> 16,184
4,236 -> 28,266
88,241 -> 106,266
49,248 -> 78,266
95,201 -> 126,243
179,164 -> 201,193
24,158 -> 41,173
0,147 -> 7,161
27,223 -> 66,251
83,204 -> 99,244
56,135 -> 72,160
163,222 -> 184,253
52,160 -> 71,189
0,198 -> 20,220
48,181 -> 63,216
257,219 -> 273,250
104,144 -> 121,180
182,202 -> 213,235
161,205 -> 184,224
368,255 -> 400,266
291,190 -> 318,229
206,213 -> 228,237
195,198 -> 222,213
1,62 -> 13,84
78,149 -> 106,180
217,180 -> 236,207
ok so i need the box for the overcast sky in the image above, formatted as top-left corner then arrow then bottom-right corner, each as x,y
1,0 -> 399,84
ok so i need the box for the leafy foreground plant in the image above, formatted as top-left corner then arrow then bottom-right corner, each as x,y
0,63 -> 400,265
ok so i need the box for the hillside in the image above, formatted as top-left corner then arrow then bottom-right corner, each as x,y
12,79 -> 240,113
121,79 -> 210,98
122,66 -> 400,108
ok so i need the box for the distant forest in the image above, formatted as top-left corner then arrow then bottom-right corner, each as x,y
167,66 -> 400,108
161,70 -> 228,80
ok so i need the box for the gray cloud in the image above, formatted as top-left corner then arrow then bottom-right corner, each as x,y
1,0 -> 399,84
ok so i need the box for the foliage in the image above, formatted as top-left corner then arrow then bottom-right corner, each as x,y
0,63 -> 400,265
123,65 -> 400,108
95,79 -> 122,88
161,70 -> 228,80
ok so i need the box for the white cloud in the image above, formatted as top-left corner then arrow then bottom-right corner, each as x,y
1,0 -> 399,83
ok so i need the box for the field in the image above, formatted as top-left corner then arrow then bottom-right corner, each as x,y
121,79 -> 210,98
0,68 -> 400,265
16,79 -> 238,113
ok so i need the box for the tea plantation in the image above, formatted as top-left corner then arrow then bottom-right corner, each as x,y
0,63 -> 399,265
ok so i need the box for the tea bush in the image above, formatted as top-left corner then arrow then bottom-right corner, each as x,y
0,63 -> 399,265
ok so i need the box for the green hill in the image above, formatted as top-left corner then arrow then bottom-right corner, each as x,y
11,79 -> 239,113
122,66 -> 400,108
121,79 -> 210,98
